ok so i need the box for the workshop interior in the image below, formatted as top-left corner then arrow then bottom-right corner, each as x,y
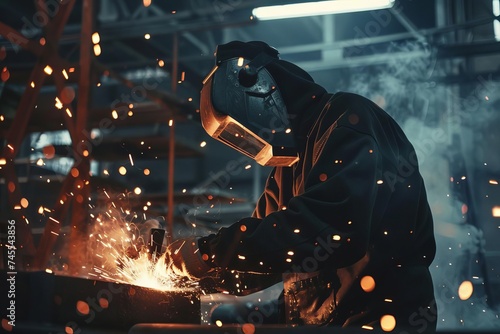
1,0 -> 500,333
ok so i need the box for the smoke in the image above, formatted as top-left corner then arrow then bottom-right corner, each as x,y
343,41 -> 500,329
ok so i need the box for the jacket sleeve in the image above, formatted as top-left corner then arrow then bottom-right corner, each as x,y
198,126 -> 381,273
252,168 -> 280,219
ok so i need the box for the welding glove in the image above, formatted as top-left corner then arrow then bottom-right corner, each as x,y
165,237 -> 213,280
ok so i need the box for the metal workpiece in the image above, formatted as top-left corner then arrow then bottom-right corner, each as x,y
0,270 -> 200,333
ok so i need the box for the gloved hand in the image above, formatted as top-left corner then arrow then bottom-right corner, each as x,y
165,237 -> 213,280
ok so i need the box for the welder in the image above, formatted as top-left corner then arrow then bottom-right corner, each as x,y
166,41 -> 437,332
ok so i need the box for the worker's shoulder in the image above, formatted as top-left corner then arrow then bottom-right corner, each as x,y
330,91 -> 380,111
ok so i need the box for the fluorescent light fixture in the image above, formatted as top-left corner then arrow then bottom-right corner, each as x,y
493,0 -> 500,41
253,0 -> 395,21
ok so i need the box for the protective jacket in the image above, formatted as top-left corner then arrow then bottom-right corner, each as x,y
199,91 -> 437,331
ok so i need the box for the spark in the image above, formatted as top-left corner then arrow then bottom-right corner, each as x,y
93,44 -> 101,56
92,32 -> 100,44
129,153 -> 134,166
44,65 -> 53,75
111,110 -> 118,119
293,229 -> 300,233
144,33 -> 151,40
50,231 -> 59,236
237,57 -> 244,66
169,119 -> 173,126
158,59 -> 164,67
377,180 -> 384,184
7,144 -> 14,151
362,325 -> 374,330
380,315 -> 396,332
30,81 -> 35,88
118,166 -> 127,175
493,206 -> 500,218
20,198 -> 29,208
360,276 -> 375,292
245,164 -> 251,169
489,180 -> 498,185
55,97 -> 63,109
143,0 -> 151,7
62,69 -> 68,80
0,158 -> 6,165
65,108 -> 72,118
49,217 -> 60,224
143,169 -> 150,176
134,187 -> 142,195
200,141 -> 207,147
285,128 -> 292,133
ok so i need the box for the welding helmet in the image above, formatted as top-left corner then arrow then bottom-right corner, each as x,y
200,41 -> 299,167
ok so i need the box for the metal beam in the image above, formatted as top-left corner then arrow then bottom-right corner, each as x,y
67,0 -> 94,274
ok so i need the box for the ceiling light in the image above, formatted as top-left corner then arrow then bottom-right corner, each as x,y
253,0 -> 395,20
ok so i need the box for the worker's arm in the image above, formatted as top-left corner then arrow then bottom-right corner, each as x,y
252,168 -> 280,219
199,126 -> 380,273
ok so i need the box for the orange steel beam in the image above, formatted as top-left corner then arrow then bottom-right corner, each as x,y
66,0 -> 94,274
0,0 -> 77,269
167,33 -> 179,245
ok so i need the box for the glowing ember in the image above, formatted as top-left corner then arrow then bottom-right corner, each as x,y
83,208 -> 194,291
93,44 -> 101,56
458,280 -> 473,300
55,97 -> 63,109
118,166 -> 127,175
493,206 -> 500,218
92,32 -> 100,44
242,323 -> 255,334
44,65 -> 53,75
360,275 -> 375,292
380,314 -> 396,331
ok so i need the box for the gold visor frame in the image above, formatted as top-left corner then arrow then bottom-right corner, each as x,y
200,66 -> 299,167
